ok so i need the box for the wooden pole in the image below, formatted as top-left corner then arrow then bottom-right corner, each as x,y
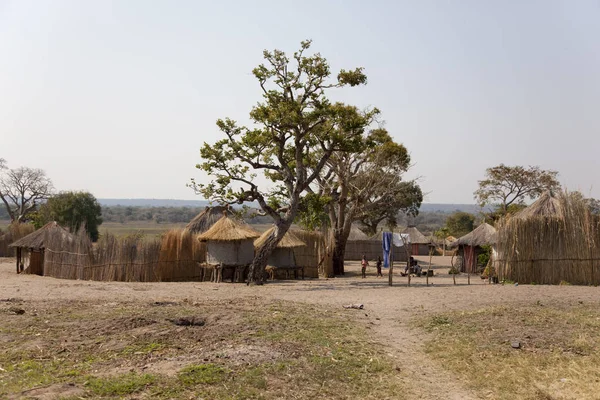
388,229 -> 394,286
16,247 -> 20,273
426,246 -> 433,286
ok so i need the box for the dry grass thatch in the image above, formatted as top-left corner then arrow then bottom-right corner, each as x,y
494,191 -> 600,285
348,225 -> 370,241
291,229 -> 328,278
9,221 -> 73,250
0,222 -> 35,257
450,223 -> 497,248
198,215 -> 260,242
186,206 -> 235,233
255,227 -> 305,249
514,191 -> 562,219
401,226 -> 430,244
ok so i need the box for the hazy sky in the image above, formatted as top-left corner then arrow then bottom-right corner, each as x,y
1,0 -> 598,203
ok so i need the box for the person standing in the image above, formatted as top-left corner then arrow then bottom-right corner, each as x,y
361,255 -> 369,278
376,256 -> 383,277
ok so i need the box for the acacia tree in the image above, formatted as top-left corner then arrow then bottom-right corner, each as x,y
0,160 -> 54,222
193,40 -> 375,284
474,164 -> 560,214
314,129 -> 422,275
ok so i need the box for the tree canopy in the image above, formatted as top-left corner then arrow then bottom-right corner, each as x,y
34,191 -> 103,241
474,164 -> 560,213
444,211 -> 475,237
192,40 -> 376,283
0,159 -> 53,222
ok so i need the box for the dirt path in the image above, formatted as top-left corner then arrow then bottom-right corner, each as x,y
2,257 -> 599,399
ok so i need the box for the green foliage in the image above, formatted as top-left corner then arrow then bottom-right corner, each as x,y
191,40 -> 374,226
296,193 -> 331,230
444,211 -> 475,237
474,164 -> 560,213
478,244 -> 492,266
35,191 -> 103,241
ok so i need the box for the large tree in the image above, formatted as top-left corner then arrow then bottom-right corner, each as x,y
474,164 -> 560,213
444,211 -> 475,237
314,129 -> 421,274
193,40 -> 375,284
0,160 -> 54,222
34,191 -> 103,241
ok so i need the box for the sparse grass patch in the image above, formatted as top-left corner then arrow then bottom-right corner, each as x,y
85,372 -> 156,396
178,363 -> 228,385
417,303 -> 600,400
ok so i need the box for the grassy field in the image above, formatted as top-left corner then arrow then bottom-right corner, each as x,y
0,298 -> 405,399
418,302 -> 600,400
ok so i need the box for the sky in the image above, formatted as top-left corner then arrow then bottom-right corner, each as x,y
1,0 -> 599,204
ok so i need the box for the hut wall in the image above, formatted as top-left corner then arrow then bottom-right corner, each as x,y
29,250 -> 44,276
267,248 -> 295,268
206,240 -> 254,265
292,231 -> 322,278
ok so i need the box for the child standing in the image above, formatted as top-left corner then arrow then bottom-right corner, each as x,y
361,255 -> 369,278
376,256 -> 383,277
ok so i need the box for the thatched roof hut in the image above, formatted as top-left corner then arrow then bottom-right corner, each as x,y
348,225 -> 370,241
186,206 -> 235,234
198,214 -> 260,266
255,227 -> 305,271
451,223 -> 497,248
450,223 -> 497,274
401,226 -> 431,255
9,222 -> 74,276
495,191 -> 600,285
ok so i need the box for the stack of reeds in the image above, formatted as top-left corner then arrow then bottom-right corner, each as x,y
291,229 -> 326,278
495,192 -> 600,285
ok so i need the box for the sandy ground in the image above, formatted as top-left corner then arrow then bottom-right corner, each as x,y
2,256 -> 599,399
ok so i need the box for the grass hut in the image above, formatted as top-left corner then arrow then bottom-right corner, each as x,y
198,214 -> 260,266
495,191 -> 600,285
402,226 -> 431,255
255,228 -> 306,279
450,223 -> 497,273
186,206 -> 235,234
9,222 -> 74,275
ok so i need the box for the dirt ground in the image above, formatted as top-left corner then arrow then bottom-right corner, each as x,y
1,256 -> 599,399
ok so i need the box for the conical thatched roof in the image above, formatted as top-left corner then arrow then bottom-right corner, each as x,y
9,222 -> 73,250
451,223 -> 497,248
401,226 -> 430,244
514,191 -> 562,219
186,206 -> 235,234
254,227 -> 305,249
198,214 -> 260,242
348,225 -> 370,241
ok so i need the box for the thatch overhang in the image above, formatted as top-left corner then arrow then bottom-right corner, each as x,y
401,226 -> 430,244
450,223 -> 497,248
254,227 -> 305,249
186,206 -> 235,234
9,222 -> 73,250
198,214 -> 260,242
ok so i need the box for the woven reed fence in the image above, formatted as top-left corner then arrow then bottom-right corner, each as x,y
291,229 -> 326,278
494,194 -> 600,285
345,240 -> 409,263
44,229 -> 207,282
0,223 -> 35,257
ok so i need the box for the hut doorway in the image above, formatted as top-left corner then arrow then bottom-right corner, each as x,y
29,250 -> 44,276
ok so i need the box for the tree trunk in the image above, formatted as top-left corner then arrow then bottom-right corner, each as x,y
247,220 -> 291,285
332,237 -> 347,275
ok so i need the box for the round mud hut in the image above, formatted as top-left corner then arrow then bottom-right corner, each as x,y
254,227 -> 305,273
401,226 -> 432,255
197,214 -> 260,266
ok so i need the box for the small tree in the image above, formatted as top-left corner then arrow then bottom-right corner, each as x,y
34,191 -> 103,241
444,211 -> 475,237
0,160 -> 54,222
192,40 -> 375,284
474,164 -> 560,214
